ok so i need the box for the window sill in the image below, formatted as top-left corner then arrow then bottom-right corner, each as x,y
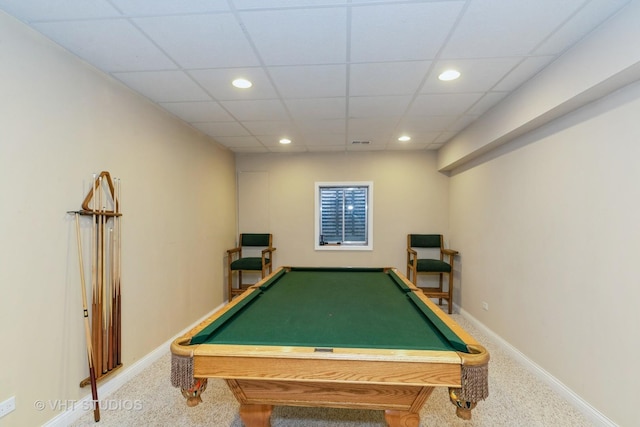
315,243 -> 373,251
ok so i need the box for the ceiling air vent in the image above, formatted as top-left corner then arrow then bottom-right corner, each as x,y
351,140 -> 370,145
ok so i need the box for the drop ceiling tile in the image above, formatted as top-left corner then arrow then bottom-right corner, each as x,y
191,122 -> 249,137
242,121 -> 298,137
234,0 -> 348,8
189,68 -> 278,101
409,93 -> 484,116
348,95 -> 411,118
134,14 -> 260,69
307,145 -> 347,153
233,147 -> 270,154
400,116 -> 457,132
350,0 -> 429,3
347,142 -> 386,152
392,132 -> 441,146
447,115 -> 479,132
256,135 -> 301,147
297,119 -> 346,134
160,101 -> 233,122
424,58 -> 521,93
220,99 -> 289,121
441,0 -> 586,58
534,0 -> 631,56
303,134 -> 346,147
285,98 -> 346,120
0,0 -> 120,21
494,56 -> 555,91
213,135 -> 264,148
32,19 -> 176,72
350,2 -> 463,62
348,117 -> 399,138
110,0 -> 230,15
113,71 -> 211,102
266,145 -> 309,153
468,92 -> 509,116
388,141 -> 431,151
435,132 -> 456,144
349,61 -> 431,96
269,65 -> 347,98
304,133 -> 346,150
239,8 -> 347,65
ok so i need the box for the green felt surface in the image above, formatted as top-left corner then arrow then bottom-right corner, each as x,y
191,268 -> 467,352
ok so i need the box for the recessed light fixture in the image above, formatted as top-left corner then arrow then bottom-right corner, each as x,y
398,135 -> 411,142
279,138 -> 291,145
438,69 -> 461,81
232,78 -> 252,89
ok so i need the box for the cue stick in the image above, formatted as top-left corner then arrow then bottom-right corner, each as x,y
74,213 -> 101,422
114,178 -> 121,365
107,226 -> 113,371
96,176 -> 102,375
98,176 -> 106,374
110,182 -> 116,369
115,178 -> 122,365
108,181 -> 116,369
92,175 -> 103,377
101,178 -> 108,374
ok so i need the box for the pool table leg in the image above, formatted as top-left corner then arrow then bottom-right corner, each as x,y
448,388 -> 477,420
239,403 -> 273,427
384,410 -> 420,427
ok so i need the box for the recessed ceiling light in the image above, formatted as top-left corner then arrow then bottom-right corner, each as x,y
438,70 -> 461,81
398,135 -> 411,142
279,138 -> 291,145
232,78 -> 252,89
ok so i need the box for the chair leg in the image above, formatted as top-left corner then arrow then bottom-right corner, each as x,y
227,269 -> 233,302
438,273 -> 444,306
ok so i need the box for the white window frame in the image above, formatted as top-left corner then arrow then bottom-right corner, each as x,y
314,181 -> 373,251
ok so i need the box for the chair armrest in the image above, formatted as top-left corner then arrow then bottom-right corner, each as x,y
227,247 -> 241,263
407,248 -> 418,265
261,247 -> 276,264
442,248 -> 458,264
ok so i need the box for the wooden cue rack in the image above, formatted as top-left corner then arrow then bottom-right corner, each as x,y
75,171 -> 123,387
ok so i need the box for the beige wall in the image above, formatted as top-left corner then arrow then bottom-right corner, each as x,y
236,150 -> 450,270
441,5 -> 640,424
0,12 -> 236,426
449,80 -> 640,426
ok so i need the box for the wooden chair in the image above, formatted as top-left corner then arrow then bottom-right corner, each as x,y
227,233 -> 276,301
406,234 -> 458,314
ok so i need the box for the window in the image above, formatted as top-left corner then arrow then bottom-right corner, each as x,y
315,181 -> 373,250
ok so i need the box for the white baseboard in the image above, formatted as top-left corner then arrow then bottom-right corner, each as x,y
457,306 -> 618,427
43,304 -> 224,427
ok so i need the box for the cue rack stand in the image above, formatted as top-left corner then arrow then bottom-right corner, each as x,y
73,171 -> 123,387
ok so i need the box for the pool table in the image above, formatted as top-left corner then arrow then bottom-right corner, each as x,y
170,267 -> 489,427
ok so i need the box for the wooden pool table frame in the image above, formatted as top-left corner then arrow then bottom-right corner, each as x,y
171,266 -> 489,427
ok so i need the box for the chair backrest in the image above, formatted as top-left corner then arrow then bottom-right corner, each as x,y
408,234 -> 442,249
240,233 -> 272,247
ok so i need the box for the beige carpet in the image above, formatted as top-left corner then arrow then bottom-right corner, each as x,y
71,314 -> 594,426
